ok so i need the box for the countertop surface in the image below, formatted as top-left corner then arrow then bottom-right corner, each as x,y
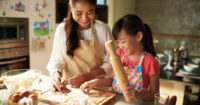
0,75 -> 154,105
159,64 -> 200,87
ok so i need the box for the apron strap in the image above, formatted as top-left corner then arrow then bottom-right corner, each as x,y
121,54 -> 126,63
138,52 -> 147,65
91,21 -> 98,44
121,51 -> 147,65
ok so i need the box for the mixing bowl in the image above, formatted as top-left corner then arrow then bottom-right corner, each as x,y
1,69 -> 42,93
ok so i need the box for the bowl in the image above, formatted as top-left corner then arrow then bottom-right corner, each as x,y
192,57 -> 200,65
8,91 -> 40,105
183,63 -> 199,72
1,69 -> 42,93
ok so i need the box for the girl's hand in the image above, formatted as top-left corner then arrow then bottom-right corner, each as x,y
51,71 -> 65,91
80,79 -> 98,94
68,72 -> 93,88
123,86 -> 137,99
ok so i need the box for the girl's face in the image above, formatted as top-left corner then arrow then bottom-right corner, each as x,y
71,1 -> 95,30
116,28 -> 142,56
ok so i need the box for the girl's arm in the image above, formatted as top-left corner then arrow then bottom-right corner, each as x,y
135,74 -> 159,101
80,78 -> 113,94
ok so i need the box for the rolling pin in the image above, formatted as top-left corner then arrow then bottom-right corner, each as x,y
105,40 -> 133,102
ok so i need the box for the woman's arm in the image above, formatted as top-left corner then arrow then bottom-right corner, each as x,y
46,23 -> 66,77
46,23 -> 66,91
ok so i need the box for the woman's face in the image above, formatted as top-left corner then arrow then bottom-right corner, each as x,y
71,1 -> 95,30
116,28 -> 141,56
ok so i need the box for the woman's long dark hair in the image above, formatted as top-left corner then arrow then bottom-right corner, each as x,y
112,14 -> 157,58
63,0 -> 97,57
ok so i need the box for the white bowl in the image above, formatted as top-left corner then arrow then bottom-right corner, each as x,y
183,63 -> 199,72
192,57 -> 200,64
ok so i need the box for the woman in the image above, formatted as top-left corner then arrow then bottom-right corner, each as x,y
46,0 -> 116,91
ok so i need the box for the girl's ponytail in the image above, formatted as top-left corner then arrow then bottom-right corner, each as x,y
143,24 -> 157,58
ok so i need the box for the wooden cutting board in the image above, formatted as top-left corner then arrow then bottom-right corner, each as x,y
39,85 -> 116,105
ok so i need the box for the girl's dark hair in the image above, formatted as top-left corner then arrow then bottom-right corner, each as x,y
112,14 -> 157,58
63,0 -> 97,57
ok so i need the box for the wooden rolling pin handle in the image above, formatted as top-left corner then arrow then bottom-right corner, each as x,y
105,40 -> 133,102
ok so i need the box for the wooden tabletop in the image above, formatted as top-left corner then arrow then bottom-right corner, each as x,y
0,75 -> 154,105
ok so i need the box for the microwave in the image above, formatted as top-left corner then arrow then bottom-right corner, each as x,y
0,17 -> 29,49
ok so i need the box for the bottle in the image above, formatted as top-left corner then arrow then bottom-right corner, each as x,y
181,49 -> 189,66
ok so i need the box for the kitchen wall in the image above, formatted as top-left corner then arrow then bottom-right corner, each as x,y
0,0 -> 29,17
135,0 -> 200,56
0,0 -> 56,76
29,0 -> 55,76
107,0 -> 136,30
135,0 -> 200,36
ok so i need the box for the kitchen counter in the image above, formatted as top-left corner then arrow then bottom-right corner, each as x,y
159,66 -> 200,105
0,75 -> 154,105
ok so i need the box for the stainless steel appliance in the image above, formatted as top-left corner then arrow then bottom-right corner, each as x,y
0,17 -> 29,76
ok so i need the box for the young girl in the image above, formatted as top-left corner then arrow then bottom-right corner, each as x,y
47,0 -> 116,91
80,14 -> 160,101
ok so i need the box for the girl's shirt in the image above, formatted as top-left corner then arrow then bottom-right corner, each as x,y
47,20 -> 116,77
116,48 -> 160,89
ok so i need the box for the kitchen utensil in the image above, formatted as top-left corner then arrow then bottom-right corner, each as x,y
40,86 -> 116,105
1,69 -> 42,93
105,40 -> 132,102
154,93 -> 169,105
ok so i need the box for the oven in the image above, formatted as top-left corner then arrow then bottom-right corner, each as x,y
0,17 -> 29,76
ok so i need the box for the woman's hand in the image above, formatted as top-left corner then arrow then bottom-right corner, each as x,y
51,71 -> 65,91
68,72 -> 93,88
80,79 -> 98,94
123,86 -> 138,99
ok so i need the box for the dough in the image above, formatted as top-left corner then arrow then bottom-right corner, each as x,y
88,93 -> 99,97
61,97 -> 69,103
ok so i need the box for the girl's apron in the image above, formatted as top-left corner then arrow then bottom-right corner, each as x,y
63,21 -> 103,80
111,52 -> 148,94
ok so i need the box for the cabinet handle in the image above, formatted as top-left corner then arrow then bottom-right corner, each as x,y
0,58 -> 26,65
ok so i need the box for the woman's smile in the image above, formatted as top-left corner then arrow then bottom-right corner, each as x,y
80,20 -> 90,24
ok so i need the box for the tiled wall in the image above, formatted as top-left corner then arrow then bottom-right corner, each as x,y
153,36 -> 200,56
135,0 -> 200,56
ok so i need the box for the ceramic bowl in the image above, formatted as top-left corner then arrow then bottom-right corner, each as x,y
192,57 -> 200,64
183,63 -> 199,72
1,69 -> 42,93
8,91 -> 40,105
